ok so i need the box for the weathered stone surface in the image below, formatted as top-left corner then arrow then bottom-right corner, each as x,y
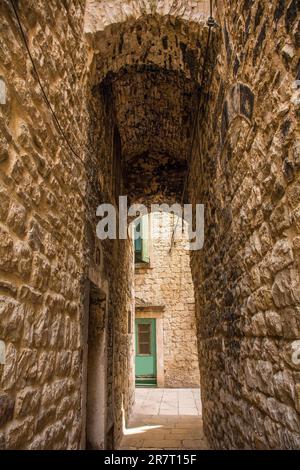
0,136 -> 9,163
188,0 -> 300,450
266,398 -> 300,434
0,78 -> 6,105
0,298 -> 24,342
6,417 -> 34,449
0,343 -> 17,391
18,285 -> 43,304
6,202 -> 26,236
282,308 -> 300,339
135,212 -> 200,388
0,393 -> 14,427
14,242 -> 33,280
272,269 -> 300,308
0,432 -> 5,450
245,359 -> 274,396
84,0 -> 210,33
0,228 -> 14,272
0,188 -> 10,221
16,349 -> 38,388
269,239 -> 294,274
15,388 -> 41,419
282,44 -> 295,60
295,384 -> 300,414
0,281 -> 17,297
273,369 -> 295,405
245,312 -> 267,337
265,311 -> 283,337
0,0 -> 299,452
31,253 -> 51,291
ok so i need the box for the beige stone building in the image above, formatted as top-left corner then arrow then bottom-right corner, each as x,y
134,212 -> 200,388
0,0 -> 299,451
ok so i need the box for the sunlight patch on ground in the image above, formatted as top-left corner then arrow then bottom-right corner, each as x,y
124,424 -> 163,436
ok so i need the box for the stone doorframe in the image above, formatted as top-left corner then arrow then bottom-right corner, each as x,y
81,266 -> 109,449
135,305 -> 165,388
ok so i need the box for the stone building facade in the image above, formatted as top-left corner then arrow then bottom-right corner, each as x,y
134,212 -> 200,388
0,0 -> 299,451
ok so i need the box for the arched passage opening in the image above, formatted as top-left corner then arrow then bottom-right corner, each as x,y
83,7 -> 219,449
123,210 -> 204,449
83,0 -> 300,452
0,0 -> 299,452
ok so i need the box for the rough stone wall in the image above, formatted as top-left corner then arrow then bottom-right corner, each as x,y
189,0 -> 300,449
135,212 -> 200,388
84,0 -> 210,33
0,0 -> 135,450
86,78 -> 135,448
0,0 -> 88,449
1,0 -> 299,452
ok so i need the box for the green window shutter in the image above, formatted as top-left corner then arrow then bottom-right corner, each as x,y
134,217 -> 149,264
141,215 -> 149,263
134,221 -> 142,262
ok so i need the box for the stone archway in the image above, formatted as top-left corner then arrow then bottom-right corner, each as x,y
83,0 -> 300,450
0,0 -> 299,451
83,5 -> 220,447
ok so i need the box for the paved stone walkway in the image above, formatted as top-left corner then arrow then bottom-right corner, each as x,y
119,388 -> 209,450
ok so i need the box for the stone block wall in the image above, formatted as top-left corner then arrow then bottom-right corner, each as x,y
84,0 -> 210,34
0,0 -> 135,449
135,212 -> 200,388
0,0 -> 299,451
86,76 -> 135,448
189,0 -> 300,449
0,0 -> 88,449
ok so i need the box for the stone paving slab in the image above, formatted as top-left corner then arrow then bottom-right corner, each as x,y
119,388 -> 208,450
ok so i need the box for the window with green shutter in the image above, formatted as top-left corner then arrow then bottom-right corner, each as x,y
134,216 -> 150,264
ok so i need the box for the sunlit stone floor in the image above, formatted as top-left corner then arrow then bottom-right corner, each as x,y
119,388 -> 209,450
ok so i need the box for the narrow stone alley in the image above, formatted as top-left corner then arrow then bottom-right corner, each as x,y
119,389 -> 208,450
0,0 -> 299,452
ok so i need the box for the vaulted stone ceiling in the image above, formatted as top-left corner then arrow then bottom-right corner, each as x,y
111,68 -> 198,162
86,3 -> 218,203
108,67 -> 199,203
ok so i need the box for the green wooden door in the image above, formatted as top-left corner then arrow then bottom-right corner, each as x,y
135,318 -> 157,387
